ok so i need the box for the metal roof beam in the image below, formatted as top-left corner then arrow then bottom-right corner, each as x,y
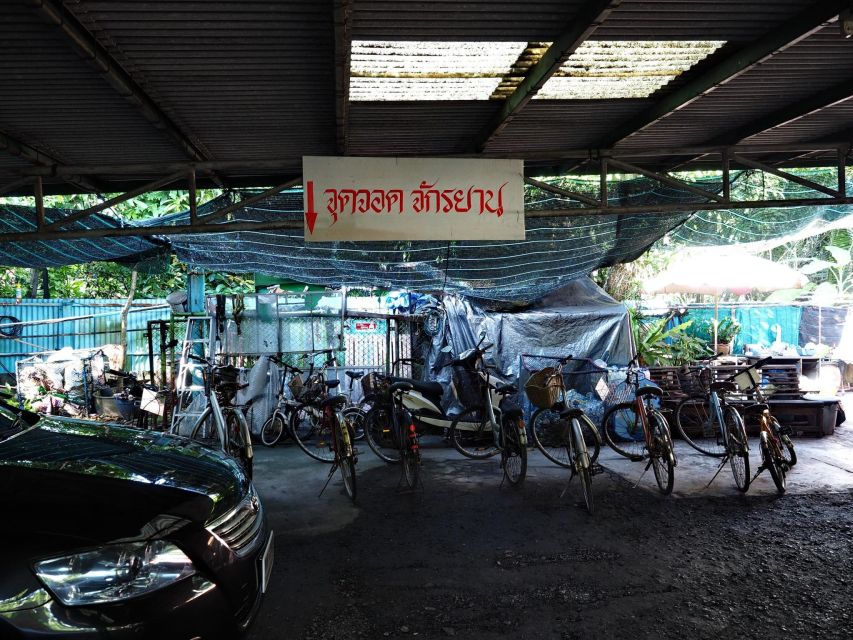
596,0 -> 848,148
0,130 -> 103,193
709,80 -> 853,146
0,218 -> 303,244
200,178 -> 302,224
45,172 -> 186,230
334,0 -> 351,155
27,0 -> 213,165
473,0 -> 622,152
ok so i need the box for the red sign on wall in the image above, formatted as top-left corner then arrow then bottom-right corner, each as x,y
354,321 -> 377,332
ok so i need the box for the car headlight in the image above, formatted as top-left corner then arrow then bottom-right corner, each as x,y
33,540 -> 195,606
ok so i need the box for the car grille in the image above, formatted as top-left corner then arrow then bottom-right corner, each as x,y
207,486 -> 263,556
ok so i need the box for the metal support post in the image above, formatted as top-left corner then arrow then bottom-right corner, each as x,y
187,272 -> 206,314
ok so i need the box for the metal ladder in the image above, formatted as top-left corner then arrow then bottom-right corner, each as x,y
170,316 -> 215,436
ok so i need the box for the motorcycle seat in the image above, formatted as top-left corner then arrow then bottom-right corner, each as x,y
389,377 -> 444,404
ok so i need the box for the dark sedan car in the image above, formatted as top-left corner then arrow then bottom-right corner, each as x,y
0,403 -> 273,639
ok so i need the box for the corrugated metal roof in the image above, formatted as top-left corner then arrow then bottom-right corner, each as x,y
0,4 -> 187,167
0,0 -> 850,193
615,25 -> 853,149
537,40 -> 726,99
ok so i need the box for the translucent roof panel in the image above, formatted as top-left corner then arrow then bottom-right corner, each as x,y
350,40 -> 527,101
536,41 -> 726,99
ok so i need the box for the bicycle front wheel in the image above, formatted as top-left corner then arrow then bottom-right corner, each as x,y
343,406 -> 366,441
648,410 -> 675,495
601,402 -> 645,460
771,417 -> 797,467
760,432 -> 786,495
260,412 -> 285,447
675,395 -> 726,457
363,404 -> 400,463
570,419 -> 593,514
336,416 -> 357,501
532,409 -> 600,467
725,406 -> 750,492
449,408 -> 500,459
224,409 -> 253,479
189,407 -> 221,448
501,416 -> 527,486
290,404 -> 335,463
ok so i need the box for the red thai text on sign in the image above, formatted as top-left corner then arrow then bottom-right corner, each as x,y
305,180 -> 508,225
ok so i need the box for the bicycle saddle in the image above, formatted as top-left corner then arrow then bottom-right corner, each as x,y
345,370 -> 365,380
320,394 -> 347,409
495,383 -> 517,395
390,381 -> 414,393
324,379 -> 341,389
710,381 -> 737,393
742,403 -> 769,415
636,386 -> 663,398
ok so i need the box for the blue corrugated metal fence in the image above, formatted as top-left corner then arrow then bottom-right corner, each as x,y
0,298 -> 170,377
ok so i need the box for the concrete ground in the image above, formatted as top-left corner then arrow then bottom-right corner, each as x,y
246,414 -> 853,640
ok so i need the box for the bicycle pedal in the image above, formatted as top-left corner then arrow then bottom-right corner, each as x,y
591,463 -> 605,476
629,455 -> 644,463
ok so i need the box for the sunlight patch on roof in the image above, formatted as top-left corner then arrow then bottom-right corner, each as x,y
350,40 -> 527,101
536,40 -> 726,99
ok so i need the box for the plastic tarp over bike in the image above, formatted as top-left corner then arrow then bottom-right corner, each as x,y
421,277 -> 633,415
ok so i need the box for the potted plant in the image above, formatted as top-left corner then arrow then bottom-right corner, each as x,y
715,317 -> 740,355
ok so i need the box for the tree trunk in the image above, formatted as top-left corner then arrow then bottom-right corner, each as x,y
40,269 -> 50,299
118,270 -> 139,370
28,268 -> 38,298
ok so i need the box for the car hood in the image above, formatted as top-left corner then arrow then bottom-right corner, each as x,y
0,420 -> 249,538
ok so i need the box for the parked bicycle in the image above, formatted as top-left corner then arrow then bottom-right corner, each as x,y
288,351 -> 344,461
523,354 -> 603,467
524,355 -> 603,513
736,358 -> 797,494
258,357 -> 304,447
600,355 -> 676,495
385,380 -> 423,489
673,354 -> 750,492
173,354 -> 254,478
362,356 -> 453,463
446,335 -> 527,486
316,393 -> 358,502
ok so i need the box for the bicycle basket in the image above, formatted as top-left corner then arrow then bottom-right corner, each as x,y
361,372 -> 387,398
298,375 -> 324,402
733,367 -> 760,392
679,367 -> 711,396
524,367 -> 562,409
288,372 -> 304,397
452,365 -> 487,409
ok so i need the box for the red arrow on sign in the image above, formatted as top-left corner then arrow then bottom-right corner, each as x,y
305,180 -> 318,234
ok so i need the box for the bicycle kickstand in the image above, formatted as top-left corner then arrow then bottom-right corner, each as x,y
703,456 -> 729,489
632,458 -> 653,489
559,468 -> 576,499
318,462 -> 339,498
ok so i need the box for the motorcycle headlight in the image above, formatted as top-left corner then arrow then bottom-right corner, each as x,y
34,541 -> 195,606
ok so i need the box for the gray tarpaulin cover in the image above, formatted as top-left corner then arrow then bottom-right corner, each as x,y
419,277 -> 632,415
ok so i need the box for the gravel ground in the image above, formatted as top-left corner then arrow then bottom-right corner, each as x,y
247,438 -> 853,640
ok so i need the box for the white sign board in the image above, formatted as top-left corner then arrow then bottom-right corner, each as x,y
303,156 -> 525,242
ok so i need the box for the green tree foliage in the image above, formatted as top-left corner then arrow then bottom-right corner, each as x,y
0,189 -> 254,299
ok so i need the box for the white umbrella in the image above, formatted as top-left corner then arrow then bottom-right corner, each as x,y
644,248 -> 809,351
